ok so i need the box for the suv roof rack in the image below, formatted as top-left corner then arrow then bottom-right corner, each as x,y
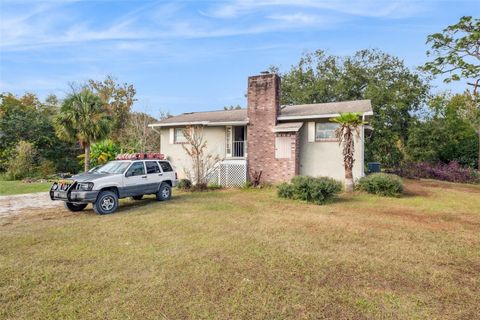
116,153 -> 165,160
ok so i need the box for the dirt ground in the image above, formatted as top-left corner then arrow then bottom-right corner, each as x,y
0,192 -> 61,217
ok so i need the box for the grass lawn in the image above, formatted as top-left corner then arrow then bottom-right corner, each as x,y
1,179 -> 479,319
0,179 -> 51,196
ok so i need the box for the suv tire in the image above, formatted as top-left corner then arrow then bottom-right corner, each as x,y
64,202 -> 88,212
131,195 -> 143,200
156,183 -> 171,201
93,190 -> 119,215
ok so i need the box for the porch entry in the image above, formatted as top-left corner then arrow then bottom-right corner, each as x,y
226,126 -> 246,158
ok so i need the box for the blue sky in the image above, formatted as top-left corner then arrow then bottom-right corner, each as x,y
0,0 -> 477,117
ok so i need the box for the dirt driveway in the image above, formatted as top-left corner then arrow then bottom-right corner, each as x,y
0,192 -> 62,217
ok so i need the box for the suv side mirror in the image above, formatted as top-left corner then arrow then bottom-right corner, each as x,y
125,170 -> 132,177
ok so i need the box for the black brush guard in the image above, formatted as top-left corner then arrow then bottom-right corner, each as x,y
49,181 -> 77,201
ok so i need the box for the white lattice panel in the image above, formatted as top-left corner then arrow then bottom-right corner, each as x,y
208,160 -> 247,187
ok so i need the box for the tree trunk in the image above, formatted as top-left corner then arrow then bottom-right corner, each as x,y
84,143 -> 90,172
345,169 -> 354,193
478,129 -> 480,171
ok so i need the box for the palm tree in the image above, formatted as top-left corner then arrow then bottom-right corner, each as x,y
55,89 -> 111,171
332,112 -> 366,193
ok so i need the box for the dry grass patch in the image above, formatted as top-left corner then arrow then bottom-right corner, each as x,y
1,179 -> 479,319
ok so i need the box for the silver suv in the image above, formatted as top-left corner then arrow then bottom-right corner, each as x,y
50,159 -> 177,214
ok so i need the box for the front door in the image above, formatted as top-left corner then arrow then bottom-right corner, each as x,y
123,161 -> 147,196
233,126 -> 245,157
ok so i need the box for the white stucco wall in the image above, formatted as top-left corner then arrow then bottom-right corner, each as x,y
298,122 -> 365,182
157,121 -> 366,182
159,126 -> 226,179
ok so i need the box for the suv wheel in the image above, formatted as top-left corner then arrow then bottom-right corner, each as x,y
156,183 -> 171,201
93,190 -> 119,215
131,195 -> 143,200
64,202 -> 88,212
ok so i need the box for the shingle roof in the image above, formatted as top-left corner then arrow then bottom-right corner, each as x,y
149,100 -> 372,127
272,122 -> 304,132
150,109 -> 248,126
279,100 -> 372,119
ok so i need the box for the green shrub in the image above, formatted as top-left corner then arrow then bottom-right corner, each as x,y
278,176 -> 343,205
89,139 -> 121,167
37,159 -> 56,178
177,179 -> 192,190
6,141 -> 37,180
357,173 -> 403,197
277,182 -> 295,199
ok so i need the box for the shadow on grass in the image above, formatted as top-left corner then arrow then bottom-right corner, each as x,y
334,193 -> 366,204
80,193 -> 194,216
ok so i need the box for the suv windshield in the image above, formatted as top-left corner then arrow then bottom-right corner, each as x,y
97,161 -> 131,174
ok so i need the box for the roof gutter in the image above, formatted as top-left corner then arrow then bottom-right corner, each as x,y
148,121 -> 248,128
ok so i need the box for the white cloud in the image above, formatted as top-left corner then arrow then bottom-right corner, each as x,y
0,0 -> 426,52
268,13 -> 325,24
206,0 -> 425,19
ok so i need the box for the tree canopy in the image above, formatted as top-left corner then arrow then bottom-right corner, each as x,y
55,89 -> 112,171
88,75 -> 136,138
422,16 -> 480,94
0,93 -> 79,173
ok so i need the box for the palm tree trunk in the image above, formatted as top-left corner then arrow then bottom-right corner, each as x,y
345,168 -> 354,193
84,143 -> 90,172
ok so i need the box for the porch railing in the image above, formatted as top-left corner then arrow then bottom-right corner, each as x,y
232,141 -> 246,157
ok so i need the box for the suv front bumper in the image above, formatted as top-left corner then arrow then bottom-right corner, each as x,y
50,182 -> 99,203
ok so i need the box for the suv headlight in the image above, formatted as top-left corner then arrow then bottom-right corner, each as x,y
77,182 -> 94,191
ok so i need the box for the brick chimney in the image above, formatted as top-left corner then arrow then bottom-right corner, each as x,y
247,73 -> 282,183
247,73 -> 300,183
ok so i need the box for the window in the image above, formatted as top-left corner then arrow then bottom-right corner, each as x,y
315,123 -> 338,140
146,161 -> 161,174
159,161 -> 173,172
174,128 -> 187,143
96,161 -> 130,174
126,162 -> 145,176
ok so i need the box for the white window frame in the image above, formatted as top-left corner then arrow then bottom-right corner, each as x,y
174,127 -> 187,144
225,126 -> 232,158
315,122 -> 338,141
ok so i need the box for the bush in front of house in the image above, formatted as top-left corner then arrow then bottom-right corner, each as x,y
277,176 -> 343,205
277,182 -> 295,198
177,179 -> 192,190
357,173 -> 403,197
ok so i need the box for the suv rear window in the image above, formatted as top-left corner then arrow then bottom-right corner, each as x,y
159,161 -> 173,172
146,161 -> 161,174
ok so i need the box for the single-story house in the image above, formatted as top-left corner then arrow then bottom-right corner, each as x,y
149,73 -> 373,186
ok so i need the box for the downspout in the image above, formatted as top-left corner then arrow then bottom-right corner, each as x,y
361,114 -> 366,177
150,125 -> 162,153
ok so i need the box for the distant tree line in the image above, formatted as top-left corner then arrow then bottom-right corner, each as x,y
0,76 -> 169,179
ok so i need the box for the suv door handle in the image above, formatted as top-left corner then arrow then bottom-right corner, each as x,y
158,173 -> 163,176
141,176 -> 147,179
